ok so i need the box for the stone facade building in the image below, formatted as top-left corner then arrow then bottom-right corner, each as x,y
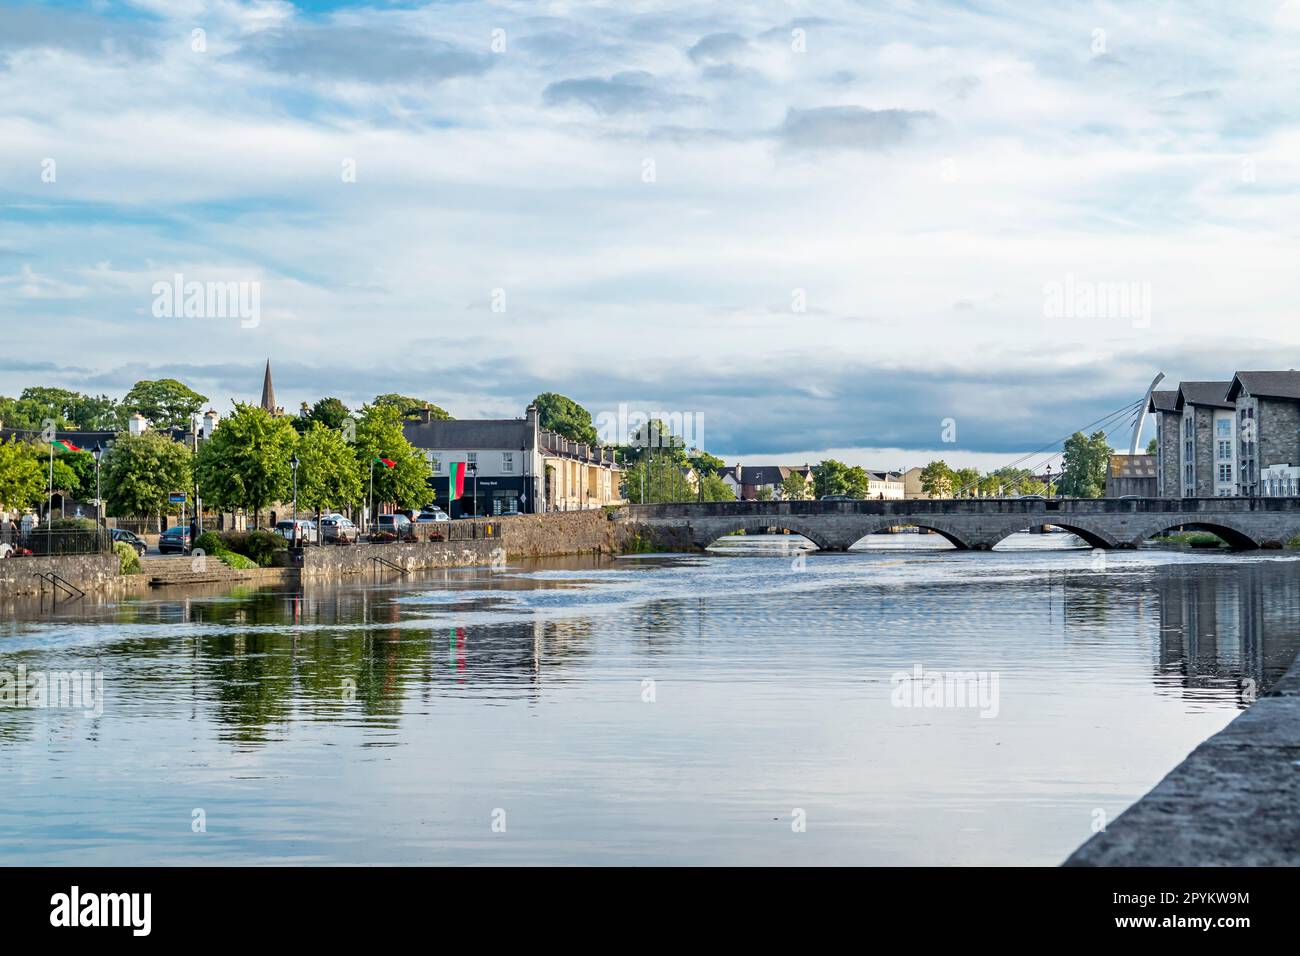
1174,381 -> 1236,497
1146,389 -> 1181,497
1226,371 -> 1300,497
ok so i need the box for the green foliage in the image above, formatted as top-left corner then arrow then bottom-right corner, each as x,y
296,422 -> 362,513
194,403 -> 297,525
533,392 -> 598,445
780,472 -> 811,500
103,431 -> 193,526
216,549 -> 258,570
372,393 -> 451,421
1058,430 -> 1112,499
0,438 -> 46,510
754,486 -> 774,500
698,472 -> 736,501
114,540 -> 142,574
54,450 -> 95,499
812,459 -> 869,498
1146,437 -> 1158,455
245,530 -> 287,567
122,378 -> 208,430
355,404 -> 434,509
953,467 -> 981,496
918,460 -> 954,497
194,531 -> 224,555
294,397 -> 352,433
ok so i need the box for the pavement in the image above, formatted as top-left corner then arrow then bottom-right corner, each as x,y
1065,653 -> 1300,866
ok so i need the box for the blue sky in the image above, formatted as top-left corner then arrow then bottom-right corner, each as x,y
2,0 -> 1299,468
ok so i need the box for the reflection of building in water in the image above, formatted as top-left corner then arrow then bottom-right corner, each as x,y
1153,564 -> 1300,702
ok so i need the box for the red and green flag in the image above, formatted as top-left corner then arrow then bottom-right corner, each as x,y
448,461 -> 466,499
51,439 -> 81,453
374,456 -> 396,469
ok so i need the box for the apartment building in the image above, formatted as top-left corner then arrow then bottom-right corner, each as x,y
1226,371 -> 1300,497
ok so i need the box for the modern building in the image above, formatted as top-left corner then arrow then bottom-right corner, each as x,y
1174,381 -> 1236,497
902,466 -> 927,499
1226,370 -> 1300,497
402,405 -> 623,517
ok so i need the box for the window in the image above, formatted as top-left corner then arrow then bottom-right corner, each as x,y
1218,441 -> 1232,460
502,452 -> 514,473
467,452 -> 477,465
430,455 -> 442,473
1218,464 -> 1232,482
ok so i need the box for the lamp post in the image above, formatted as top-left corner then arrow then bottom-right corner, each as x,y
92,442 -> 103,528
468,462 -> 478,517
290,452 -> 300,547
1045,463 -> 1054,499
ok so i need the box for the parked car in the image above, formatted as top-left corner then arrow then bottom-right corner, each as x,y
320,516 -> 358,545
1016,494 -> 1046,501
0,541 -> 11,560
274,519 -> 319,545
158,526 -> 191,554
819,494 -> 855,501
110,528 -> 147,556
415,509 -> 450,524
376,513 -> 413,539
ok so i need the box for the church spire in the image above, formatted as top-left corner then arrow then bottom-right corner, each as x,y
260,359 -> 280,416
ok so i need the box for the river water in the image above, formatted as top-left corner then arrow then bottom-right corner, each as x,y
1,532 -> 1297,865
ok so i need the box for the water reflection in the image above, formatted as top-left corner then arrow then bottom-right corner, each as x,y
0,545 -> 1297,864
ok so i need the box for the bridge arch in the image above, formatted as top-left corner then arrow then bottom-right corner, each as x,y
694,519 -> 832,551
842,518 -> 980,550
989,522 -> 1116,550
1126,519 -> 1263,550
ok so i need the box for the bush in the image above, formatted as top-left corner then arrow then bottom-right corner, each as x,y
194,531 -> 223,555
114,540 -> 142,575
245,529 -> 287,567
215,549 -> 257,570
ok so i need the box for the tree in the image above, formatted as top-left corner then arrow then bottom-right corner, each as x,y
123,378 -> 208,430
1146,437 -> 1158,455
813,459 -> 869,498
780,471 -> 811,500
194,403 -> 297,527
54,450 -> 95,500
296,422 -> 362,516
103,431 -> 193,531
294,397 -> 352,434
355,403 -> 434,510
1057,430 -> 1112,498
533,392 -> 598,445
918,461 -> 954,498
698,473 -> 736,501
372,393 -> 451,421
0,438 -> 46,511
953,467 -> 981,497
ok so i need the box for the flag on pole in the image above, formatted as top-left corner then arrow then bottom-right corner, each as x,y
50,439 -> 81,453
448,461 -> 466,499
373,456 -> 396,469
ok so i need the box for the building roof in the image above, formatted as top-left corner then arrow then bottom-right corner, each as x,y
1227,370 -> 1300,402
717,465 -> 812,486
1147,389 -> 1179,413
1175,381 -> 1233,409
404,418 -> 534,451
1109,453 -> 1157,478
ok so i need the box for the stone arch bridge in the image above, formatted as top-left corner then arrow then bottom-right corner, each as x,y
615,498 -> 1300,552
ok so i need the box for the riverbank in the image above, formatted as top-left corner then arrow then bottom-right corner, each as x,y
1065,650 -> 1300,866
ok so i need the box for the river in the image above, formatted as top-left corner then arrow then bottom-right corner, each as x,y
1,532 -> 1297,865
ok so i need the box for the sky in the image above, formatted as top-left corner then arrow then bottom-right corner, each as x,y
2,0 -> 1299,470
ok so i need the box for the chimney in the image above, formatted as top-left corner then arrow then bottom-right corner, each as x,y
423,402 -> 432,423
128,413 -> 148,437
202,409 -> 219,438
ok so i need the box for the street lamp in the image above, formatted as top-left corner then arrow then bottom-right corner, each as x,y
290,452 -> 300,547
92,442 -> 104,528
468,462 -> 478,517
1045,463 -> 1054,499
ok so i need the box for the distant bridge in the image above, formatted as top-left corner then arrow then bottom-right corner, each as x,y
615,498 -> 1300,551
